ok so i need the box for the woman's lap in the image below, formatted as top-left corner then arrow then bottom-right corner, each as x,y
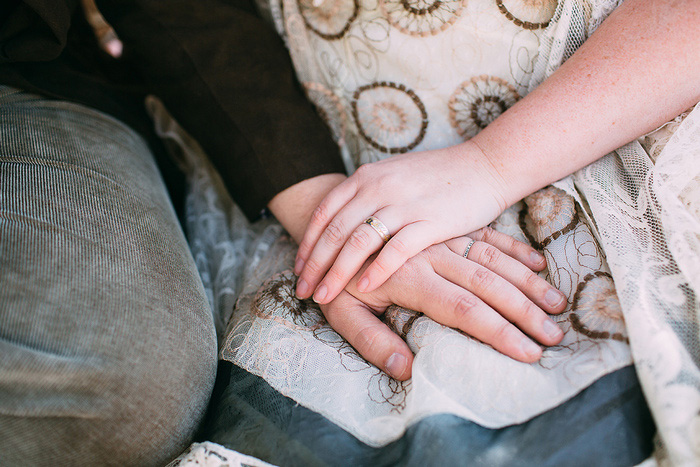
202,362 -> 654,466
148,90 -> 656,467
0,87 -> 217,466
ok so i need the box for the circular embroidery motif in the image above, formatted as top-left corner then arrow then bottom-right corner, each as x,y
495,0 -> 558,30
304,82 -> 348,143
448,75 -> 520,139
352,81 -> 428,154
519,186 -> 578,249
570,272 -> 628,343
298,0 -> 359,40
253,270 -> 326,331
380,0 -> 467,36
384,305 -> 424,340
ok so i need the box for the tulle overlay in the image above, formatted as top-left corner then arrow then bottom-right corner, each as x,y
168,442 -> 276,467
150,0 -> 699,463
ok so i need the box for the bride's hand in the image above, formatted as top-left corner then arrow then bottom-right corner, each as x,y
317,227 -> 567,380
294,141 -> 511,305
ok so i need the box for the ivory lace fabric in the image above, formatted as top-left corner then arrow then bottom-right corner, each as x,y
150,0 -> 699,464
168,442 -> 277,467
534,2 -> 700,464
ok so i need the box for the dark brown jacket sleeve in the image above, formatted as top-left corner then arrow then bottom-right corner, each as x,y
96,0 -> 345,219
0,0 -> 77,62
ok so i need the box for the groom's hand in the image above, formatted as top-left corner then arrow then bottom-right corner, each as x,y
318,228 -> 567,380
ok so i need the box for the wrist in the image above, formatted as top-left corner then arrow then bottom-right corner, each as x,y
467,112 -> 562,208
268,173 -> 347,243
452,139 -> 511,212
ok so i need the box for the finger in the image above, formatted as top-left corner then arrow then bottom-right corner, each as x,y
296,198 -> 379,299
431,245 -> 564,346
355,221 -> 438,294
446,238 -> 567,315
396,272 -> 544,363
321,291 -> 413,380
295,177 -> 358,274
469,226 -> 547,271
309,209 -> 403,304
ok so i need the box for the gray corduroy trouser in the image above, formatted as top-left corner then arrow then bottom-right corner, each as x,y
0,86 -> 218,466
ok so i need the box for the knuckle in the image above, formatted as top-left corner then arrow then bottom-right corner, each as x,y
479,245 -> 501,267
424,242 -> 450,264
451,294 -> 479,321
296,242 -> 311,258
353,163 -> 373,180
471,267 -> 495,291
481,226 -> 497,243
311,203 -> 330,226
508,235 -> 521,253
528,302 -> 545,320
348,228 -> 373,251
325,266 -> 347,284
322,221 -> 346,247
518,301 -> 540,321
469,227 -> 486,241
303,259 -> 323,276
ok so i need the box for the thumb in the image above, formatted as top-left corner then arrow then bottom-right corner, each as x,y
321,291 -> 413,380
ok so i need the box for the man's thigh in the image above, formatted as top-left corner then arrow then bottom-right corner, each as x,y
0,87 -> 217,466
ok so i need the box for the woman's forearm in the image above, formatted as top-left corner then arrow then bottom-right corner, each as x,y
470,0 -> 700,207
288,0 -> 699,305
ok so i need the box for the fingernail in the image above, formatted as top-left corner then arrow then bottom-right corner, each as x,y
385,353 -> 407,379
530,250 -> 545,265
543,319 -> 563,340
357,277 -> 370,293
294,258 -> 304,275
296,278 -> 309,298
313,284 -> 328,303
545,289 -> 566,308
521,338 -> 542,359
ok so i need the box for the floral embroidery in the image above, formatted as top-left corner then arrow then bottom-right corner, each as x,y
495,0 -> 558,30
570,272 -> 628,343
304,81 -> 349,143
252,270 -> 326,331
448,75 -> 521,139
519,186 -> 578,249
352,81 -> 428,154
298,0 -> 360,40
384,305 -> 424,339
380,0 -> 467,36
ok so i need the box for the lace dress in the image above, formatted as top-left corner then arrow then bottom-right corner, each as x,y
154,0 -> 700,464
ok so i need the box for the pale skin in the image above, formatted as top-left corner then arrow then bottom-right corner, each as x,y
269,0 -> 700,380
269,174 -> 567,380
293,0 -> 700,309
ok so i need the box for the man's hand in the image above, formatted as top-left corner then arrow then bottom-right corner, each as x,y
318,228 -> 567,380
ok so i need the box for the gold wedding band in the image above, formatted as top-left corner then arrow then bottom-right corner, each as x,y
463,239 -> 476,259
364,216 -> 391,243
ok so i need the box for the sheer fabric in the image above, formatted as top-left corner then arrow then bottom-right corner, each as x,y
225,0 -> 632,444
151,0 -> 698,463
569,110 -> 700,465
169,442 -> 276,467
535,1 -> 700,464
